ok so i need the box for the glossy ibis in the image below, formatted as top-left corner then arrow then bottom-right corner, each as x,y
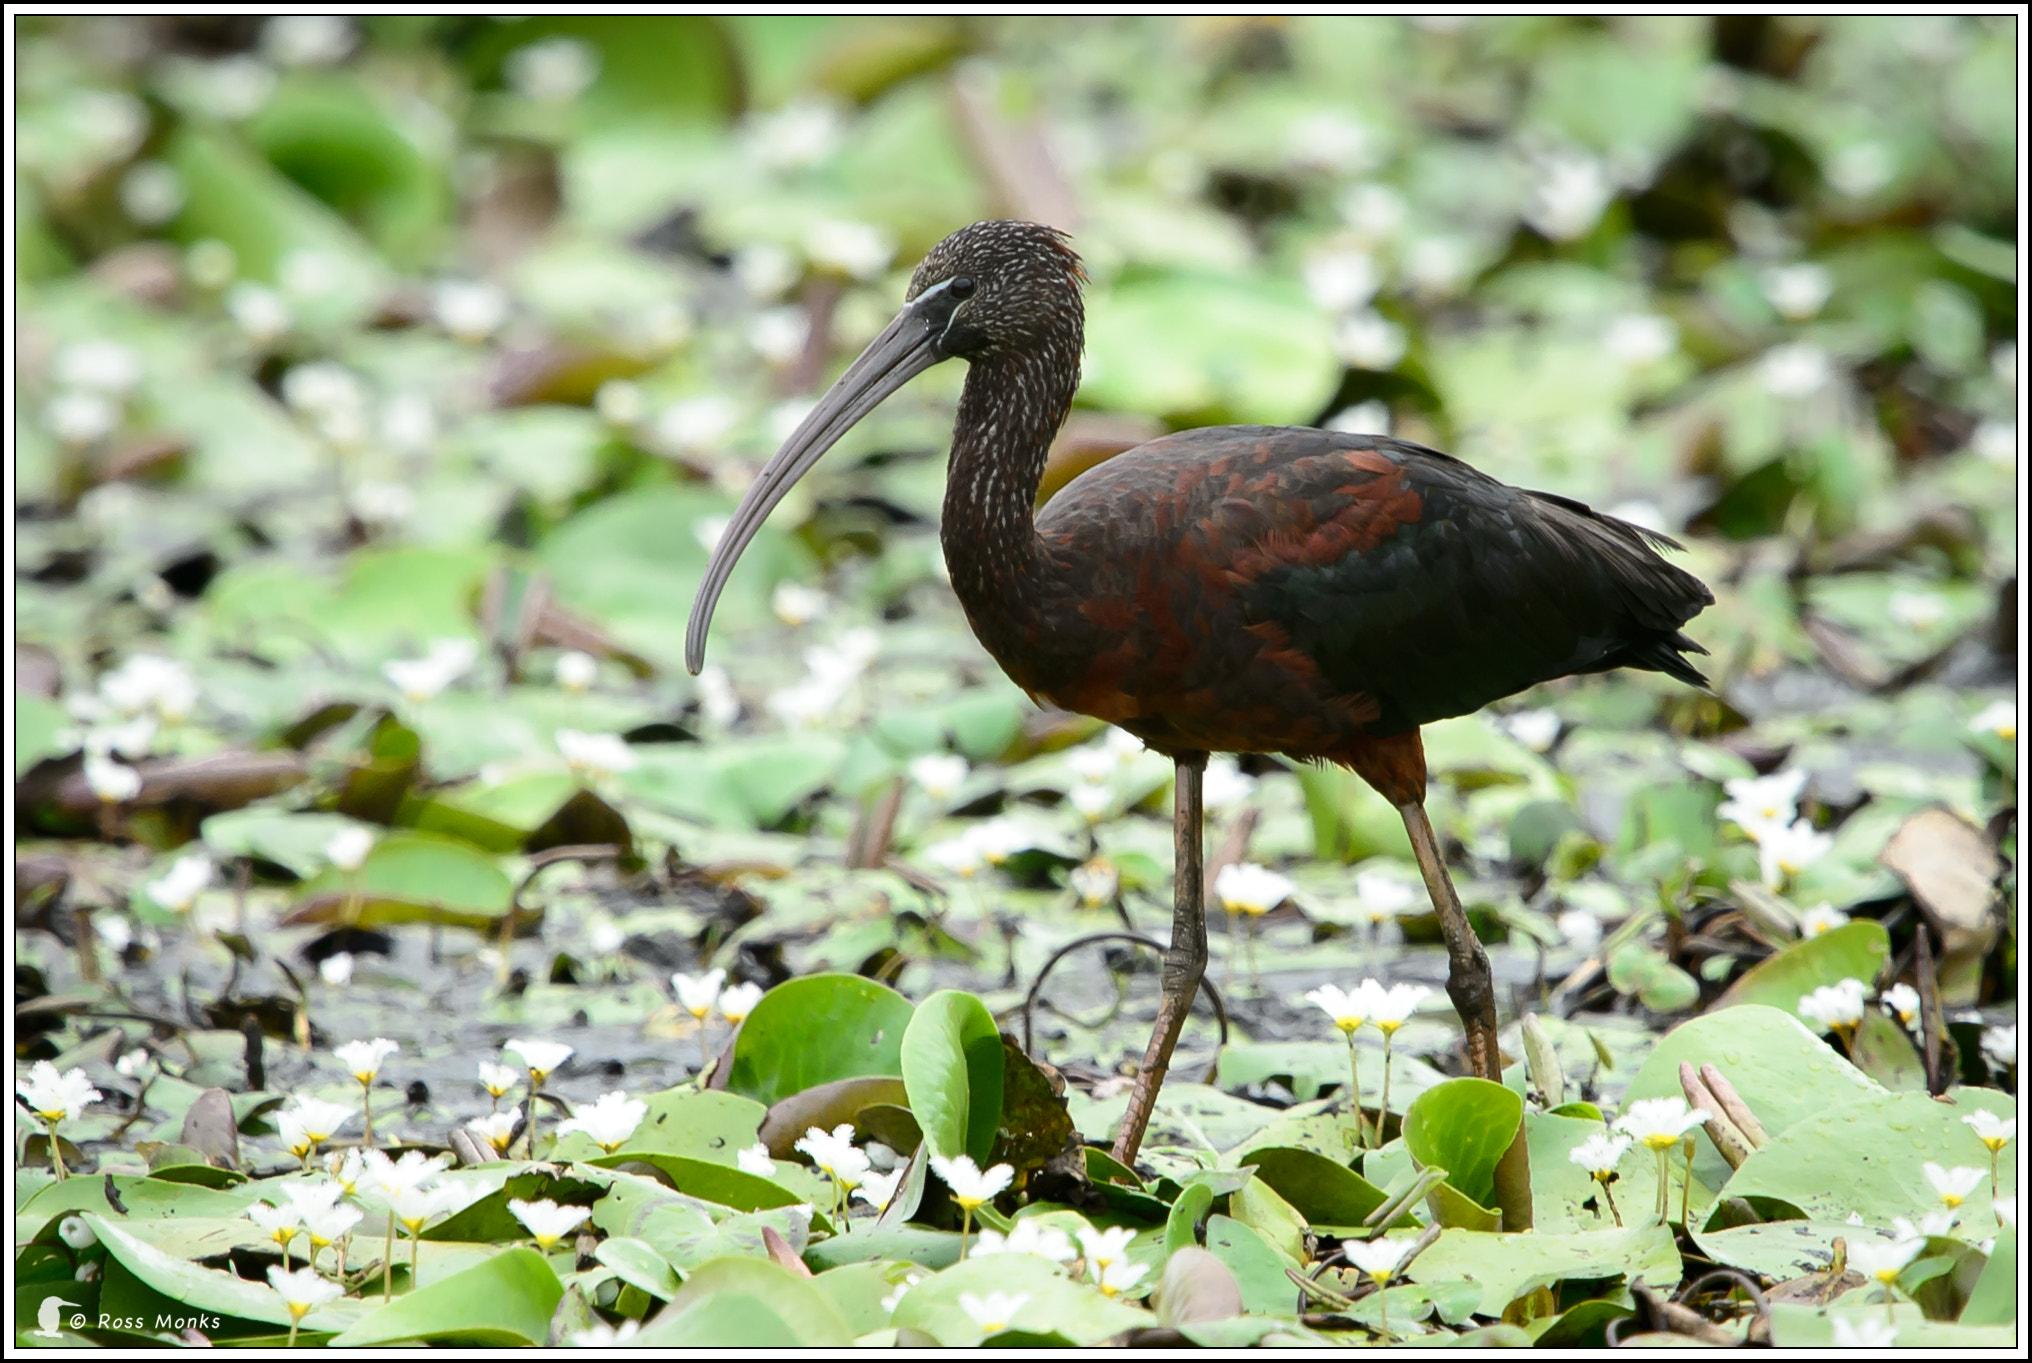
688,221 -> 1713,1165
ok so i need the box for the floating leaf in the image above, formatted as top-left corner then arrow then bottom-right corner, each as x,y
1401,1077 -> 1522,1214
724,974 -> 914,1108
900,989 -> 1004,1164
1713,920 -> 1891,1012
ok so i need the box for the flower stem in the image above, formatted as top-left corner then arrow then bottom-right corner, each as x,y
1244,915 -> 1260,992
287,1316 -> 300,1349
699,1020 -> 711,1078
1599,1176 -> 1623,1228
361,1079 -> 374,1148
1379,1034 -> 1395,1147
958,1207 -> 972,1261
1346,1035 -> 1366,1151
1374,1269 -> 1390,1334
1679,1137 -> 1695,1227
411,1231 -> 422,1290
1655,1148 -> 1670,1224
45,1119 -> 67,1182
383,1211 -> 396,1299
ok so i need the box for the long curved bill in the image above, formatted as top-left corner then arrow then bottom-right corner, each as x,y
685,287 -> 957,674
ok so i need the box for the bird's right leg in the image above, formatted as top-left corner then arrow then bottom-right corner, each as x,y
1399,800 -> 1502,1080
1111,752 -> 1207,1168
1346,730 -> 1502,1081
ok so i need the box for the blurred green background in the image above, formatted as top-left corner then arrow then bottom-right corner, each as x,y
13,16 -> 2017,1002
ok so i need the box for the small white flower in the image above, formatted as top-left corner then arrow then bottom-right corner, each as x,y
1971,419 -> 2015,466
570,1319 -> 643,1347
1827,141 -> 1895,197
672,968 -> 725,1019
929,1154 -> 1013,1211
1201,756 -> 1257,814
1893,1210 -> 1957,1240
101,655 -> 200,723
1326,399 -> 1392,436
432,279 -> 510,343
1525,150 -> 1614,240
733,241 -> 802,301
1967,700 -> 2015,741
957,1290 -> 1031,1336
1339,183 -> 1406,240
748,99 -> 843,172
797,1124 -> 870,1190
560,1096 -> 646,1153
18,1064 -> 102,1121
1303,248 -> 1379,314
718,982 -> 764,1025
320,949 -> 355,988
1305,982 -> 1375,1037
382,654 -> 461,704
594,378 -> 646,428
1569,1131 -> 1633,1178
967,818 -> 1030,866
505,1038 -> 574,1083
1760,342 -> 1833,398
1286,111 -> 1375,174
324,825 -> 375,872
556,729 -> 637,779
853,1168 -> 904,1212
1922,1162 -> 1987,1209
48,391 -> 120,446
1334,310 -> 1407,370
1075,1223 -> 1137,1269
302,1202 -> 362,1249
84,751 -> 143,803
1797,978 -> 1869,1033
56,340 -> 145,393
508,1197 -> 591,1250
1613,1096 -> 1712,1151
880,1273 -> 926,1315
1881,982 -> 1920,1030
1831,1315 -> 1898,1348
1798,903 -> 1850,939
478,1061 -> 520,1099
737,1143 -> 777,1177
145,853 -> 212,913
1065,744 -> 1117,785
1760,263 -> 1834,321
185,238 -> 236,289
1981,1024 -> 2016,1069
358,1148 -> 452,1199
769,581 -> 829,627
1341,1235 -> 1415,1281
1070,857 -> 1120,908
1354,871 -> 1419,927
278,1180 -> 343,1216
281,1095 -> 355,1146
1888,591 -> 1947,632
1962,1110 -> 2014,1152
908,752 -> 969,802
806,219 -> 894,280
466,1111 -> 520,1156
334,1037 -> 398,1084
923,835 -> 985,879
1499,708 -> 1563,752
263,15 -> 354,67
1557,908 -> 1604,952
115,1048 -> 152,1079
1756,818 -> 1834,889
121,160 -> 186,224
1604,313 -> 1677,365
379,393 -> 438,454
504,36 -> 600,104
695,664 -> 741,728
1847,1236 -> 1922,1287
1214,862 -> 1294,916
227,282 -> 292,341
1093,1256 -> 1149,1297
247,1200 -> 303,1247
1068,782 -> 1113,823
749,306 -> 810,364
554,651 -> 598,694
388,1183 -> 461,1236
975,1218 -> 1078,1263
1368,981 -> 1430,1036
58,1214 -> 99,1249
325,1147 -> 366,1195
276,1110 -> 314,1161
1718,769 -> 1808,829
82,713 -> 157,761
267,1263 -> 343,1321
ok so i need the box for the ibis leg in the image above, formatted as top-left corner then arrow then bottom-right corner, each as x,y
1112,753 -> 1207,1168
1398,800 -> 1502,1080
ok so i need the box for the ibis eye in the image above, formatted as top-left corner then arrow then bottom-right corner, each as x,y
949,276 -> 976,299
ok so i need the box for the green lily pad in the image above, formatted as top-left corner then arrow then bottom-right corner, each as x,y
86,1213 -> 361,1336
1718,1089 -> 2016,1233
1713,920 -> 1891,1012
1204,1214 -> 1300,1317
724,974 -> 914,1108
1406,1224 -> 1682,1317
327,1247 -> 560,1346
1621,1005 -> 1884,1198
901,990 -> 1004,1165
639,1257 -> 848,1347
288,830 -> 512,930
1402,1077 -> 1522,1212
1238,1145 -> 1392,1228
891,1252 -> 1153,1346
595,1235 -> 681,1300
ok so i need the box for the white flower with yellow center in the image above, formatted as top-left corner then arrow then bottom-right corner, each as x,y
508,1197 -> 590,1252
557,1091 -> 646,1155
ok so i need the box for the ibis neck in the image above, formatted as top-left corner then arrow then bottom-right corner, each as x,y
940,348 -> 1079,673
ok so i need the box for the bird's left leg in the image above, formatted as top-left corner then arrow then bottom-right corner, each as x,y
1111,751 -> 1207,1168
1346,731 -> 1502,1081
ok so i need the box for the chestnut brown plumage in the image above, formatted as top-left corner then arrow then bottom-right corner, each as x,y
690,221 -> 1712,1165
